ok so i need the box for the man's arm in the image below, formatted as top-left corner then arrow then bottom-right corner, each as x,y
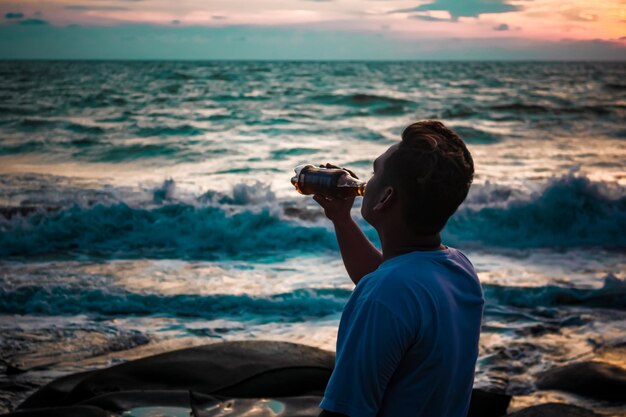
313,195 -> 382,285
331,216 -> 383,285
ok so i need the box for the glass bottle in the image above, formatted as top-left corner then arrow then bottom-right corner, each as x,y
290,164 -> 366,198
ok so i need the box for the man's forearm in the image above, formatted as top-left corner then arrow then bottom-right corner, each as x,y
332,216 -> 383,285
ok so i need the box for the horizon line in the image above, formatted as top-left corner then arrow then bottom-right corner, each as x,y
2,58 -> 626,63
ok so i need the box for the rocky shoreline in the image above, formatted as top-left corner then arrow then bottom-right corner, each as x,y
1,340 -> 624,417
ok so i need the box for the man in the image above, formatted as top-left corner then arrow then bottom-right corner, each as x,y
313,120 -> 484,417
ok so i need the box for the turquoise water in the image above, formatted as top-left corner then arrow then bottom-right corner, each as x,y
0,61 -> 625,412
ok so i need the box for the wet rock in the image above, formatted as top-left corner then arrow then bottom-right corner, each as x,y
0,405 -> 109,417
506,403 -> 600,417
16,369 -> 100,410
19,340 -> 334,408
536,361 -> 626,402
81,390 -> 219,412
467,388 -> 512,417
13,341 -> 515,416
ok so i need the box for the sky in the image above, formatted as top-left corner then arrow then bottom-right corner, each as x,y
0,0 -> 625,59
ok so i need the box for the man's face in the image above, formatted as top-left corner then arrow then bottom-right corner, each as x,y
361,143 -> 399,226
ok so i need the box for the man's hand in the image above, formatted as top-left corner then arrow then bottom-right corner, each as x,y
312,163 -> 357,223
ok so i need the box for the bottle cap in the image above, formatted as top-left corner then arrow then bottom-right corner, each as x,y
291,164 -> 314,186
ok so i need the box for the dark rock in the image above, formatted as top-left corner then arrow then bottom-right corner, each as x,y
536,361 -> 626,402
506,403 -> 601,417
80,390 -> 219,412
18,341 -> 332,409
467,388 -> 511,417
17,370 -> 99,410
0,405 -> 109,417
15,340 -> 515,416
66,340 -> 334,405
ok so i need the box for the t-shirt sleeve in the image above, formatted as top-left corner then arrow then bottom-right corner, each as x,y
320,299 -> 415,417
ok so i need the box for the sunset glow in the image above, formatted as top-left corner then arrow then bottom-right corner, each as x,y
0,0 -> 625,59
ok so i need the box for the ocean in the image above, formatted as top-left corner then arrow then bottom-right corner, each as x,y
0,61 -> 625,414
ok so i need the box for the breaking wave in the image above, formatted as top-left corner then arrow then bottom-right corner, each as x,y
0,202 -> 336,260
1,276 -> 623,322
482,274 -> 626,310
1,174 -> 624,260
0,287 -> 350,321
445,174 -> 626,249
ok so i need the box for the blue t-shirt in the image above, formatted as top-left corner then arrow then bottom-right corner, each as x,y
320,246 -> 484,417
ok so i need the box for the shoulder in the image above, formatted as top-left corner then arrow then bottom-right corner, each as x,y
447,248 -> 482,290
359,265 -> 421,302
449,247 -> 476,269
360,265 -> 433,328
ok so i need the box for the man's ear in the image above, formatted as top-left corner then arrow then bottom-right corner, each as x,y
373,186 -> 394,212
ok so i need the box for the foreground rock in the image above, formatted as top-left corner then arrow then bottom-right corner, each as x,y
507,403 -> 600,417
467,389 -> 511,417
9,340 -> 512,417
1,406 -> 109,417
536,361 -> 626,402
18,340 -> 334,409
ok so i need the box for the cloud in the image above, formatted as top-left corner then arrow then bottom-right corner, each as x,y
65,5 -> 130,11
493,23 -> 509,31
18,19 -> 48,26
408,14 -> 452,22
4,12 -> 24,19
562,9 -> 598,22
392,0 -> 520,20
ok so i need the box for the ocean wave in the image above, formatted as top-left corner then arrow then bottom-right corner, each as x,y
450,126 -> 503,144
0,140 -> 203,163
270,147 -> 319,160
0,286 -> 351,321
135,124 -> 204,137
0,202 -> 336,260
483,274 -> 626,310
77,143 -> 193,163
445,174 -> 626,248
441,104 -> 477,119
1,175 -> 624,259
1,277 -> 622,321
0,141 -> 45,155
310,93 -> 415,109
488,103 -> 549,114
486,103 -> 623,117
437,102 -> 616,121
604,82 -> 626,91
16,118 -> 106,134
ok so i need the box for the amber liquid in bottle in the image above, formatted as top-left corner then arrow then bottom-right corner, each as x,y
291,164 -> 366,198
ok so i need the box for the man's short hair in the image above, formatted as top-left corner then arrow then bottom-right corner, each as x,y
382,120 -> 474,235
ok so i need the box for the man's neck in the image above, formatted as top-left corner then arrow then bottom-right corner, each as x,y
380,230 -> 444,262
